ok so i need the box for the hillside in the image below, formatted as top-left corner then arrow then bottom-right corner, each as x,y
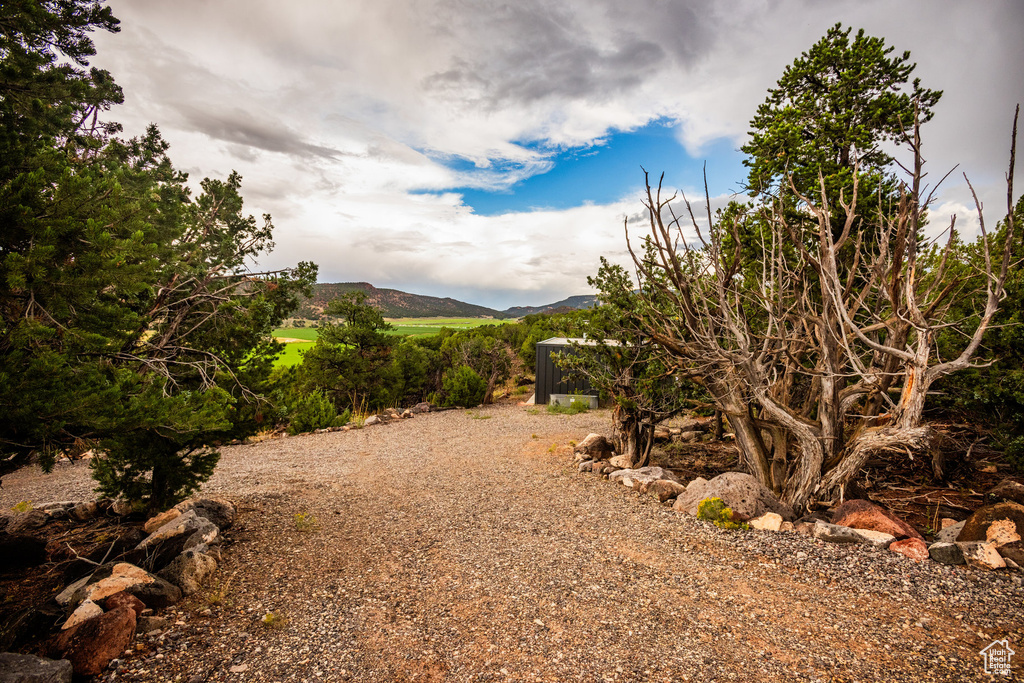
294,283 -> 599,320
501,294 -> 598,318
295,282 -> 508,319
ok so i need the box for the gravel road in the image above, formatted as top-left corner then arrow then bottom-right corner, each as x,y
2,403 -> 1023,682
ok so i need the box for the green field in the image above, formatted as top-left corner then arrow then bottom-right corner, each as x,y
271,318 -> 506,367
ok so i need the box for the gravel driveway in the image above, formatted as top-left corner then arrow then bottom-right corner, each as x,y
3,404 -> 1023,682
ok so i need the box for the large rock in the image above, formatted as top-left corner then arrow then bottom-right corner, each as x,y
69,562 -> 156,608
7,509 -> 49,534
957,541 -> 1006,570
62,600 -> 103,631
997,541 -> 1024,568
157,548 -> 217,595
749,512 -> 783,532
103,591 -> 146,617
957,502 -> 1024,545
609,466 -> 681,489
935,519 -> 965,544
988,479 -> 1024,506
889,538 -> 929,562
673,472 -> 795,521
812,522 -> 895,548
0,652 -> 72,683
573,434 -> 615,462
50,606 -> 136,677
928,542 -> 965,565
124,575 -> 182,609
175,498 -> 235,530
143,508 -> 181,535
608,455 -> 633,469
132,510 -> 218,571
830,500 -> 923,541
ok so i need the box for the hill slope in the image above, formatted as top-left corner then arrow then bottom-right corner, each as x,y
296,283 -> 507,319
501,294 -> 598,318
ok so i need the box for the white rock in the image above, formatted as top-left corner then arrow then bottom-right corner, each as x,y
749,512 -> 783,532
62,599 -> 103,630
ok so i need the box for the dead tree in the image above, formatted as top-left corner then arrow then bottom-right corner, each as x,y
625,106 -> 1019,512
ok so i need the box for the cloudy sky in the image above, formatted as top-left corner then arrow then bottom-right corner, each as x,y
91,0 -> 1024,310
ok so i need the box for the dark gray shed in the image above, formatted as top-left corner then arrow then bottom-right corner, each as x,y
534,337 -> 594,405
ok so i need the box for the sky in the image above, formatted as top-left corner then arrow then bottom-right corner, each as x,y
90,0 -> 1024,310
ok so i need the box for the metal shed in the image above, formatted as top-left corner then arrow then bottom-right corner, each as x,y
534,337 -> 595,405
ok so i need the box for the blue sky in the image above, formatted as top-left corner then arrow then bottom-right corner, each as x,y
426,121 -> 748,215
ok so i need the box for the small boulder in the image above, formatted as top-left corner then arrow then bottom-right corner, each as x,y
102,592 -> 145,618
402,409 -> 414,418
69,563 -> 155,607
7,509 -> 49,535
673,472 -> 794,521
608,454 -> 633,469
175,498 -> 235,530
143,509 -> 181,534
364,415 -> 381,426
957,502 -> 1024,544
577,460 -> 594,473
0,652 -> 72,683
988,479 -> 1024,506
69,502 -> 98,522
812,521 -> 895,548
678,431 -> 701,443
62,600 -> 104,631
889,538 -> 929,562
957,541 -> 1006,570
935,519 -> 965,543
928,542 -> 965,565
573,434 -> 615,462
647,479 -> 687,503
984,519 -> 1021,547
830,500 -> 923,541
133,510 -> 218,571
411,402 -> 432,414
609,466 -> 681,489
124,575 -> 182,609
749,512 -> 783,532
51,606 -> 136,677
157,549 -> 217,595
136,615 -> 169,633
997,541 -> 1024,567
110,499 -> 135,516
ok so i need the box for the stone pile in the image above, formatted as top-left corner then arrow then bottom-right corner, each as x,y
0,496 -> 235,679
571,432 -> 1024,574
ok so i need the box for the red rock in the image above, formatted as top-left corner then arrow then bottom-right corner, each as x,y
52,605 -> 137,676
103,591 -> 146,617
889,538 -> 929,562
830,499 -> 924,541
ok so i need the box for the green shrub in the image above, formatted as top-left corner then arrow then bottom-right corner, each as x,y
697,497 -> 749,531
287,390 -> 337,434
441,365 -> 487,407
547,400 -> 590,415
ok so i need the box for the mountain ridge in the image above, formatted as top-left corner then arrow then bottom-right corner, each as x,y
294,283 -> 596,319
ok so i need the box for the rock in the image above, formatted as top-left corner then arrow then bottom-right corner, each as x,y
609,466 -> 682,489
928,542 -> 965,565
69,502 -> 97,522
608,455 -> 633,469
577,460 -> 594,473
136,616 -> 169,633
647,479 -> 687,503
110,499 -> 135,516
593,462 -> 617,476
673,472 -> 795,521
70,563 -> 156,608
55,577 -> 90,607
573,434 -> 615,461
143,509 -> 182,535
0,532 -> 48,570
411,402 -> 432,413
175,498 -> 235,530
889,538 -> 929,562
133,510 -> 218,571
0,652 -> 72,683
830,499 -> 923,541
812,521 -> 895,548
364,415 -> 381,426
935,520 -> 965,543
678,431 -> 701,443
102,592 -> 145,617
402,409 -> 414,418
780,521 -> 795,532
749,512 -> 783,532
957,501 -> 1024,544
51,606 -> 137,677
653,428 -> 672,442
997,541 -> 1024,567
988,479 -> 1024,506
7,509 -> 49,534
677,417 -> 709,432
62,600 -> 104,630
157,548 -> 217,595
957,541 -> 1007,570
939,517 -> 959,529
124,576 -> 182,609
984,519 -> 1022,547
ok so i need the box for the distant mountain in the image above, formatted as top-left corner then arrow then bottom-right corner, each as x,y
501,294 -> 598,318
295,282 -> 508,319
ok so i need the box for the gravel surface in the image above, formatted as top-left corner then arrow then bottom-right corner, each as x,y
3,404 -> 1023,682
